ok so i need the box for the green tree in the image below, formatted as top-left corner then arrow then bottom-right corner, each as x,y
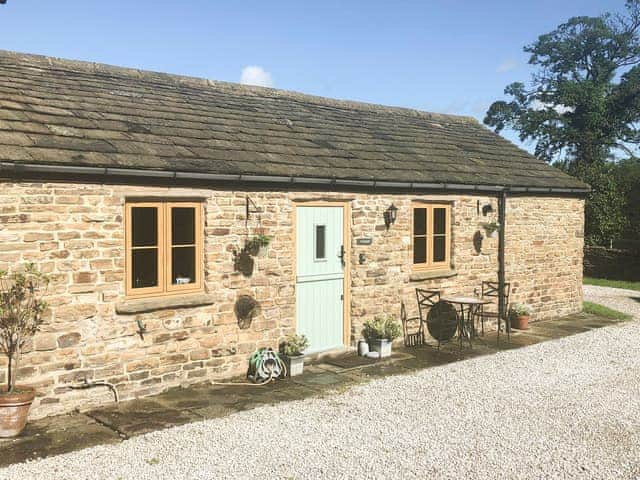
485,1 -> 640,168
575,162 -> 627,245
485,1 -> 640,245
614,158 -> 640,240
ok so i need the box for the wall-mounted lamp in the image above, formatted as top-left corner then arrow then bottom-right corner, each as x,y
383,203 -> 398,229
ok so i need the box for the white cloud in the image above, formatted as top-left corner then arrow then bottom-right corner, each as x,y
496,59 -> 517,73
531,99 -> 574,114
240,65 -> 274,87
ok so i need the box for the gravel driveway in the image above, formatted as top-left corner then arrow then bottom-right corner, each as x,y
2,289 -> 639,479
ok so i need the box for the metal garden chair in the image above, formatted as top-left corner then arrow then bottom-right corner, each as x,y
476,281 -> 511,341
400,301 -> 424,347
415,288 -> 441,343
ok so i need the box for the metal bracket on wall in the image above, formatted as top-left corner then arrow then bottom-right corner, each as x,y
245,196 -> 262,224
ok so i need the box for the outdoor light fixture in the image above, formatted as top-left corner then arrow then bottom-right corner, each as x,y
383,203 -> 398,229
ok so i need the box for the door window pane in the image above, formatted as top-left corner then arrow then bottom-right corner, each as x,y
315,225 -> 326,260
433,236 -> 446,262
434,208 -> 446,235
132,207 -> 157,247
172,246 -> 196,285
132,249 -> 158,288
413,237 -> 427,264
172,207 -> 195,245
413,208 -> 427,235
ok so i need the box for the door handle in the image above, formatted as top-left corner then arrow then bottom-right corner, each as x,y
338,245 -> 345,266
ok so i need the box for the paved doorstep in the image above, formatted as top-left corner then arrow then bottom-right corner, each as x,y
0,312 -> 624,468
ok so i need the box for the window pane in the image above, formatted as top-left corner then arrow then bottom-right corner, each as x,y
172,207 -> 195,246
413,237 -> 427,264
434,208 -> 447,235
433,236 -> 446,262
172,246 -> 196,285
132,249 -> 158,288
413,208 -> 427,236
132,207 -> 157,247
315,225 -> 326,259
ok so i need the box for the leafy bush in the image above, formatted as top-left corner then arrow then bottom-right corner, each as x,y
509,303 -> 532,318
362,315 -> 401,341
281,334 -> 309,357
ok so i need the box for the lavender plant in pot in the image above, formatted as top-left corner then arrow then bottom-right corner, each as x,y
362,315 -> 401,358
0,264 -> 49,437
281,333 -> 309,377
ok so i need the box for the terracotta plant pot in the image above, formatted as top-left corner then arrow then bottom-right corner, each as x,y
511,315 -> 530,330
0,387 -> 35,438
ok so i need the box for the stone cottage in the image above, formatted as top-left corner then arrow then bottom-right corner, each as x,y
0,51 -> 589,418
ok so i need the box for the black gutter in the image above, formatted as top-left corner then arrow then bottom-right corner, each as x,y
0,162 -> 591,195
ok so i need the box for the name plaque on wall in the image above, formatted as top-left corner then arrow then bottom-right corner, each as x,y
356,237 -> 373,246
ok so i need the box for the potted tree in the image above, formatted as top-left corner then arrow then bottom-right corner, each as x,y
362,315 -> 401,358
509,303 -> 532,330
281,333 -> 309,377
0,264 -> 49,437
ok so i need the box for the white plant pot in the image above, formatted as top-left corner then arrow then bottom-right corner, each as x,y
369,339 -> 392,358
358,339 -> 370,356
284,354 -> 305,377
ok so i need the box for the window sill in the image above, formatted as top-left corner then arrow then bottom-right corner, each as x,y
409,269 -> 457,282
116,292 -> 214,315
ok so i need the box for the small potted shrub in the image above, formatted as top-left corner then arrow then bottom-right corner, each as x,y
0,264 -> 49,437
509,303 -> 532,330
362,315 -> 401,358
281,334 -> 309,376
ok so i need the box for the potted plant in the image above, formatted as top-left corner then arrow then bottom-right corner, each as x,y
509,303 -> 532,330
482,221 -> 500,239
0,264 -> 49,437
362,315 -> 401,358
280,333 -> 309,377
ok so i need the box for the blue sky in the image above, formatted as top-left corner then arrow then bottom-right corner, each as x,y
0,0 -> 626,149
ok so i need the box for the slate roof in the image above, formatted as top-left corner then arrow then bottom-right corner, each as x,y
0,50 -> 588,190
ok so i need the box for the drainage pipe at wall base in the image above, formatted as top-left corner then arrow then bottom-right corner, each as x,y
70,379 -> 119,403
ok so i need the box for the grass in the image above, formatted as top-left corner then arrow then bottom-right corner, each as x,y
583,301 -> 632,321
584,277 -> 640,291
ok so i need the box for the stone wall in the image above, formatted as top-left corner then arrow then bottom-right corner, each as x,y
0,180 -> 584,418
584,246 -> 640,281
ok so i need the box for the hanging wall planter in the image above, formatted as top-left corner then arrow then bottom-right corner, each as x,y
246,234 -> 272,256
482,221 -> 500,239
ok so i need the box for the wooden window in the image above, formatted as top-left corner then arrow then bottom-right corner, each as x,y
125,201 -> 203,297
411,203 -> 451,270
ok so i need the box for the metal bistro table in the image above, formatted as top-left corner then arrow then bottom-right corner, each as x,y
440,296 -> 491,349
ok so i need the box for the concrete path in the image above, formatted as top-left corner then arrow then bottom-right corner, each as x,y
583,284 -> 640,319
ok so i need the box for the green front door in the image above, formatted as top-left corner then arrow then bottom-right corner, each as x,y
296,206 -> 345,353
